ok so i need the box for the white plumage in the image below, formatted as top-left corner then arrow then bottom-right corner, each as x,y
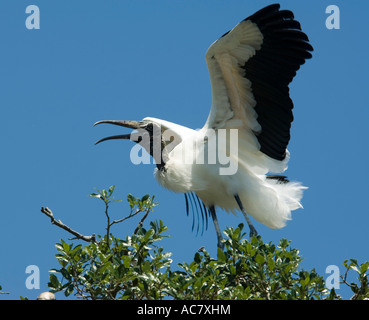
94,4 -> 313,248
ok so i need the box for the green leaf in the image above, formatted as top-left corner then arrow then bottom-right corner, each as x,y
350,259 -> 358,266
55,243 -> 64,253
49,274 -> 61,289
56,255 -> 68,267
230,264 -> 236,275
255,254 -> 265,265
217,248 -> 226,263
267,256 -> 275,270
142,260 -> 151,273
300,276 -> 310,287
343,259 -> 349,268
246,242 -> 257,257
194,253 -> 202,264
360,261 -> 369,274
101,189 -> 107,199
88,193 -> 101,199
232,227 -> 240,240
143,228 -> 155,242
108,185 -> 115,196
65,284 -> 74,296
49,269 -> 59,273
123,257 -> 132,268
127,194 -> 136,209
141,194 -> 150,202
351,265 -> 360,273
283,263 -> 294,275
62,242 -> 70,253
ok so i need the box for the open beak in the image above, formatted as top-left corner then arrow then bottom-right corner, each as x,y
93,120 -> 144,145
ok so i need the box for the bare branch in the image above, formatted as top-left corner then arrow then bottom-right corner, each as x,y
133,209 -> 151,235
110,208 -> 144,227
105,205 -> 149,245
40,207 -> 96,243
104,202 -> 111,247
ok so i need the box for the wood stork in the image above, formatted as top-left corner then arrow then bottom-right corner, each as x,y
94,4 -> 313,249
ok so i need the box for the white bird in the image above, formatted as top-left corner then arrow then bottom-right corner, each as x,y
94,4 -> 313,249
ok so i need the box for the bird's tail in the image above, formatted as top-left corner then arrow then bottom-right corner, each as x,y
264,178 -> 307,228
240,175 -> 307,229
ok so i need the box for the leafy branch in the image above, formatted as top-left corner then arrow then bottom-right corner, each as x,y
40,186 -> 369,300
341,259 -> 369,300
89,186 -> 157,247
41,186 -> 157,246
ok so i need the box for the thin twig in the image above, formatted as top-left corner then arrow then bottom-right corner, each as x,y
110,208 -> 144,227
340,268 -> 359,300
133,209 -> 151,235
105,206 -> 147,246
104,202 -> 111,247
40,207 -> 96,243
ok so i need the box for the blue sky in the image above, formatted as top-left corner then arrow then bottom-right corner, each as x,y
1,1 -> 368,300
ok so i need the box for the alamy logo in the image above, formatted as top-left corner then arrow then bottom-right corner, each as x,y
325,265 -> 340,290
25,5 -> 40,30
25,265 -> 40,290
129,127 -> 239,176
326,5 -> 340,30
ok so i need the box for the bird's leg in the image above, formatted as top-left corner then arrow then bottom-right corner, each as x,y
209,206 -> 224,250
234,194 -> 258,238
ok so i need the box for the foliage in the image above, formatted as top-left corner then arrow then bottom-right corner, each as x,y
47,186 -> 369,300
341,259 -> 369,300
168,227 -> 329,300
49,221 -> 170,299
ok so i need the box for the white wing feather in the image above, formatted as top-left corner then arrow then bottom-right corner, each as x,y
202,19 -> 289,174
204,20 -> 263,133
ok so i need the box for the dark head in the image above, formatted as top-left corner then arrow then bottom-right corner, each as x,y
94,120 -> 168,170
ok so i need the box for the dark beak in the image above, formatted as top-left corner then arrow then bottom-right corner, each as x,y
93,120 -> 144,145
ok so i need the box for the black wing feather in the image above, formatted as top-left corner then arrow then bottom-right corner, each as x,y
243,4 -> 313,160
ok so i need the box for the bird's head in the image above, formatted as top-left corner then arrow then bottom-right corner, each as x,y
94,119 -> 169,170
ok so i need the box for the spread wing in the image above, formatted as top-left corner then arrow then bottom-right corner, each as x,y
203,4 -> 313,161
